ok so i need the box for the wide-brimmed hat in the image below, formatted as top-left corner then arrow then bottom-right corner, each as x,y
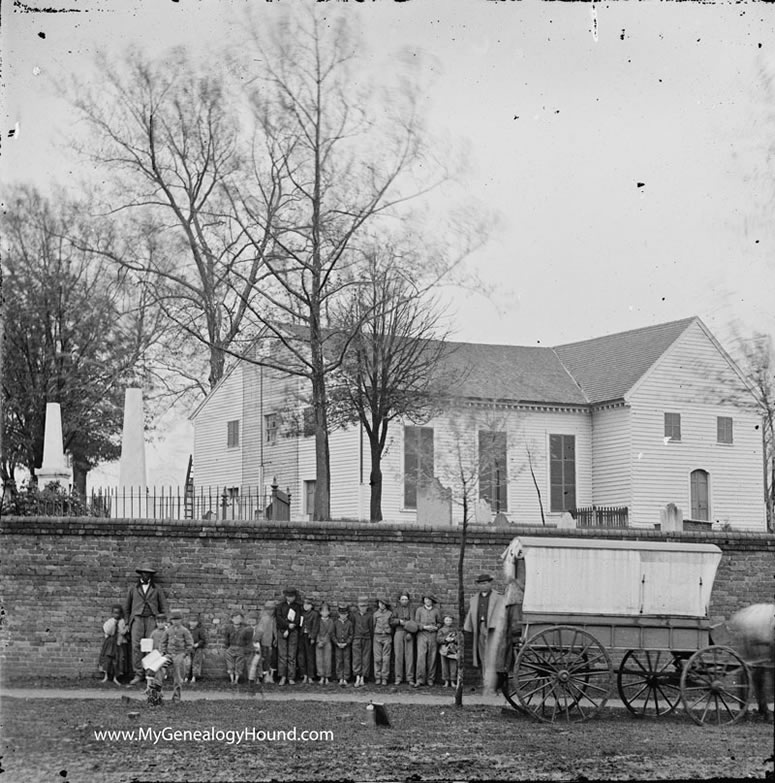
337,602 -> 349,612
283,587 -> 298,597
357,595 -> 369,604
135,564 -> 156,574
475,573 -> 494,584
170,610 -> 183,620
376,596 -> 391,608
421,594 -> 438,604
263,600 -> 276,609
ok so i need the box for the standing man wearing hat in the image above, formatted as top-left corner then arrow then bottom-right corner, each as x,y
463,573 -> 505,693
275,587 -> 302,685
390,592 -> 417,686
372,597 -> 393,686
124,564 -> 169,685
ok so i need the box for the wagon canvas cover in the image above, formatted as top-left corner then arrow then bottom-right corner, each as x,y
512,537 -> 722,618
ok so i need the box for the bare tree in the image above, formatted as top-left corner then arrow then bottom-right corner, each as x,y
731,331 -> 775,530
229,13 -> 450,520
434,411 -> 510,706
69,47 -> 279,392
328,243 -> 454,521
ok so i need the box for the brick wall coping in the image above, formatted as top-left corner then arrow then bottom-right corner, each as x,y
2,516 -> 774,549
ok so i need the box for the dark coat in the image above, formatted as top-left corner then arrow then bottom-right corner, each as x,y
123,581 -> 169,626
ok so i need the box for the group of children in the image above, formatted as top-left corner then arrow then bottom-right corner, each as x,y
99,589 -> 459,701
227,589 -> 460,690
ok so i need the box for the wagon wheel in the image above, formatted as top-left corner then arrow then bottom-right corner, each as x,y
680,645 -> 751,726
513,625 -> 612,722
617,649 -> 682,717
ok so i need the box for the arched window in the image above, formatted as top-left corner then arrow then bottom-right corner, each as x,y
690,469 -> 709,521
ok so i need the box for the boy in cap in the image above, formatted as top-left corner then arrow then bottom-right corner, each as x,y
276,587 -> 302,685
185,616 -> 207,683
372,597 -> 393,685
298,596 -> 320,684
166,611 -> 194,701
333,602 -> 353,686
316,602 -> 334,685
414,594 -> 441,687
351,595 -> 374,688
390,592 -> 416,686
124,564 -> 169,685
223,612 -> 253,685
463,573 -> 505,694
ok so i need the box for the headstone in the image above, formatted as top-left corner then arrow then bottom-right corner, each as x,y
473,498 -> 492,524
119,388 -> 147,490
557,511 -> 575,530
660,503 -> 683,532
417,477 -> 452,526
37,402 -> 71,486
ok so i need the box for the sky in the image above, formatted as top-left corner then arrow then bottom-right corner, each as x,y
4,0 -> 775,486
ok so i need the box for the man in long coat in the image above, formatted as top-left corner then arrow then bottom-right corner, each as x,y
463,573 -> 505,693
124,564 -> 169,685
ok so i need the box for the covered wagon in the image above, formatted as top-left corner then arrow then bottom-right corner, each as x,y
500,536 -> 751,725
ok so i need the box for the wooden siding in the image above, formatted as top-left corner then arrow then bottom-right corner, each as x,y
590,405 -> 632,507
192,364 -> 244,489
376,406 -> 593,526
627,321 -> 764,529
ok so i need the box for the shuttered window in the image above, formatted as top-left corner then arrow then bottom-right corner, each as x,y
404,426 -> 434,509
664,412 -> 681,441
479,430 -> 508,512
227,420 -> 239,448
717,416 -> 733,444
550,434 -> 576,513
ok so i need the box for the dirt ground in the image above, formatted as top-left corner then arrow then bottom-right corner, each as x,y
1,695 -> 773,782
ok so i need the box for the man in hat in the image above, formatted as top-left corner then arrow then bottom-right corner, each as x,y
351,595 -> 374,688
124,564 -> 169,685
463,573 -> 505,694
275,587 -> 302,685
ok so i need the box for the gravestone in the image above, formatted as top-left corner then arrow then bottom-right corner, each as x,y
659,502 -> 684,532
417,477 -> 452,526
473,498 -> 492,524
37,402 -> 71,486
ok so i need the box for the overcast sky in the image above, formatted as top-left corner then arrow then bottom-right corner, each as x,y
4,0 -> 775,484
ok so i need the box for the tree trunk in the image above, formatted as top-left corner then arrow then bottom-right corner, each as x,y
71,457 -> 89,498
208,344 -> 226,389
369,438 -> 383,522
311,371 -> 331,521
455,495 -> 468,707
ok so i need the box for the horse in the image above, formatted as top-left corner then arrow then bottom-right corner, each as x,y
722,603 -> 775,718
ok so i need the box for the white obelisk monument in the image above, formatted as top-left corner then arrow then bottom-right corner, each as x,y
119,387 -> 147,491
37,402 -> 71,486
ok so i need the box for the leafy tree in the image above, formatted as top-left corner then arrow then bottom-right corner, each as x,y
1,186 -> 157,495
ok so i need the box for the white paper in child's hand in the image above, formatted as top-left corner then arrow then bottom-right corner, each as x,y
142,649 -> 166,672
287,609 -> 296,622
140,638 -> 154,652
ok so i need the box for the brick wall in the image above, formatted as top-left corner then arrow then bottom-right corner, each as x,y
1,517 -> 773,681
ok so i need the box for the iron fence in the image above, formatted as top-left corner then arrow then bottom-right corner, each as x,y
571,505 -> 629,528
6,484 -> 292,521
